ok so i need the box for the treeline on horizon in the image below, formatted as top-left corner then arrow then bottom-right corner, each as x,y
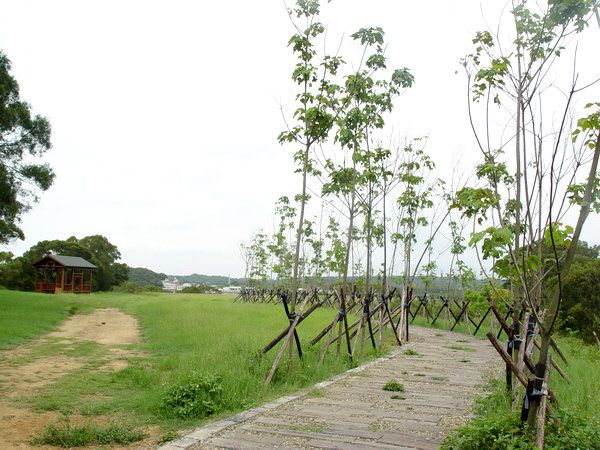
128,265 -> 482,292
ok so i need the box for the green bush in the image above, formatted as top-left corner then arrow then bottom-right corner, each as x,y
179,283 -> 219,294
162,373 -> 224,418
557,260 -> 600,344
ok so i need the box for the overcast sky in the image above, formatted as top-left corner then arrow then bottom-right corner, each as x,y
1,1 -> 598,276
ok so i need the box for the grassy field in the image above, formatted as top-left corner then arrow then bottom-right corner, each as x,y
0,289 -> 390,445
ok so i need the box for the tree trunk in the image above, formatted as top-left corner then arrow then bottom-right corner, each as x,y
288,141 -> 311,369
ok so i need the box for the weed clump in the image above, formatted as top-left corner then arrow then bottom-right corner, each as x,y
32,421 -> 143,447
382,380 -> 405,392
162,373 -> 223,418
404,349 -> 419,356
158,430 -> 178,444
446,345 -> 477,352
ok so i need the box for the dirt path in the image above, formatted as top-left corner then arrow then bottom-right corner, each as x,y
0,308 -> 150,449
48,308 -> 141,345
162,326 -> 501,450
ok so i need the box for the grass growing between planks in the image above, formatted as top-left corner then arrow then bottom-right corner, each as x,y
441,337 -> 600,449
0,289 -> 391,441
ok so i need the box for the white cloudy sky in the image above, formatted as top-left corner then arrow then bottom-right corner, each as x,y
1,1 -> 599,276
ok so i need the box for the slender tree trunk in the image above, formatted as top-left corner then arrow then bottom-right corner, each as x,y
380,168 -> 388,350
510,32 -> 524,391
399,223 -> 413,341
337,154 -> 359,358
288,141 -> 311,368
362,177 -> 373,358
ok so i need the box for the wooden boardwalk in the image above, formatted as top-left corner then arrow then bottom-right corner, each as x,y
161,326 -> 501,450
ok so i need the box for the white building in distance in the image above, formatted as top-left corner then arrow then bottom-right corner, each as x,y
162,277 -> 183,292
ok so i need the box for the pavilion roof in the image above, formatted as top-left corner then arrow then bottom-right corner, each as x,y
32,254 -> 97,269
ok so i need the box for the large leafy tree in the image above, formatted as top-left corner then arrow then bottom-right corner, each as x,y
79,234 -> 128,290
0,235 -> 127,291
0,50 -> 54,244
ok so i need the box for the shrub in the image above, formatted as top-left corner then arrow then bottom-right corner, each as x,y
142,284 -> 163,292
557,260 -> 600,344
179,284 -> 219,294
162,373 -> 224,418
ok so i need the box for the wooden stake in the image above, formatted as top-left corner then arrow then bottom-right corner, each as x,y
593,330 -> 600,350
535,354 -> 552,449
319,314 -> 339,364
516,313 -> 529,379
261,299 -> 323,354
264,294 -> 311,385
487,332 -> 528,387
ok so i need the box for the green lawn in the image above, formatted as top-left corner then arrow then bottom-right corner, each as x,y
0,289 -> 389,442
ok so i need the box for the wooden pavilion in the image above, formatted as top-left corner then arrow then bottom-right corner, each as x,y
33,254 -> 96,294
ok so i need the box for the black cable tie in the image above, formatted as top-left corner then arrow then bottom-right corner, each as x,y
509,335 -> 523,349
523,388 -> 544,410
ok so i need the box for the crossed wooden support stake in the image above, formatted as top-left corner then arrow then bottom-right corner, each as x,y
262,288 -> 403,384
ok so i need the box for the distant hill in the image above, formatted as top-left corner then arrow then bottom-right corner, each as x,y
128,268 -> 244,287
171,273 -> 244,286
128,267 -> 167,287
127,267 -> 485,292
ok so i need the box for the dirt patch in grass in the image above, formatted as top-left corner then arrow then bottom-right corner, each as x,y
0,403 -> 62,449
49,308 -> 141,345
1,355 -> 86,398
0,308 -> 145,448
0,403 -> 160,449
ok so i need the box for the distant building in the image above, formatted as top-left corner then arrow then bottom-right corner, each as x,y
221,285 -> 241,294
162,277 -> 183,292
